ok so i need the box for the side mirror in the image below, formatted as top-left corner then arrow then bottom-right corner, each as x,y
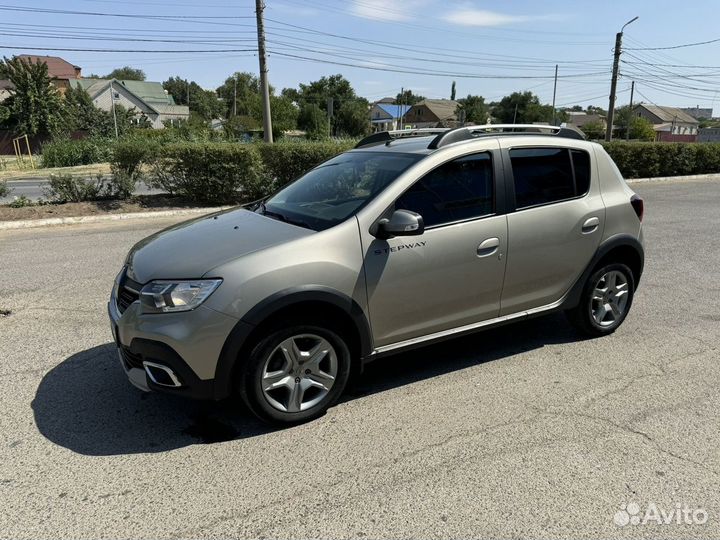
376,209 -> 425,239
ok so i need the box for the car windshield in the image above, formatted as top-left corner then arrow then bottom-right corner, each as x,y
260,151 -> 422,231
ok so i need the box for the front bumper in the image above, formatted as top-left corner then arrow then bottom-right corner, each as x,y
108,286 -> 244,400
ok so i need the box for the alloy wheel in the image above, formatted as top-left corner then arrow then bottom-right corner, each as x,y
261,334 -> 338,413
591,270 -> 629,327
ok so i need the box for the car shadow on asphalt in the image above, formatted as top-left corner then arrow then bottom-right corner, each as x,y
32,313 -> 586,456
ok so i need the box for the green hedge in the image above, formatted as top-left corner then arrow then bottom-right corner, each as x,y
148,143 -> 267,204
256,139 -> 356,186
41,138 -> 114,168
602,142 -> 720,178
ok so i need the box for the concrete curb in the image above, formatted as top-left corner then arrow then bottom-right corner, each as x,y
0,206 -> 227,231
627,173 -> 719,183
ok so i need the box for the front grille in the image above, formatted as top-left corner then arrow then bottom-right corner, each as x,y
116,274 -> 142,314
119,346 -> 144,370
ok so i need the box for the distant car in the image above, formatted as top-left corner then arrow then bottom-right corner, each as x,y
109,124 -> 644,424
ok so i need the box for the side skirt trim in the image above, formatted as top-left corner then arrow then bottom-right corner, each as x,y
371,294 -> 566,356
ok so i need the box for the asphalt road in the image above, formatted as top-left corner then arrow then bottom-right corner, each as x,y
0,177 -> 161,204
1,179 -> 719,539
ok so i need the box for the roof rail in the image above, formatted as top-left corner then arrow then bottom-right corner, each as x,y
427,124 -> 585,149
355,128 -> 450,148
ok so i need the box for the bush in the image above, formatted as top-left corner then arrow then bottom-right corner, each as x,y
42,173 -> 103,202
41,138 -> 114,168
602,142 -> 720,178
149,143 -> 267,204
9,195 -> 33,208
110,137 -> 160,198
0,180 -> 11,198
256,139 -> 356,188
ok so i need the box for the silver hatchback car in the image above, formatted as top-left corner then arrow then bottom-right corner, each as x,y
108,125 -> 644,424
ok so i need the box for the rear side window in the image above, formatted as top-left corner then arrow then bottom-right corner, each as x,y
395,152 -> 493,227
510,147 -> 591,209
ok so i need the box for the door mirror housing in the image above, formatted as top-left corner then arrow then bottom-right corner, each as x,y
375,209 -> 425,239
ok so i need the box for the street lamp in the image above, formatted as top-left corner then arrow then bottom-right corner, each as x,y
605,16 -> 639,142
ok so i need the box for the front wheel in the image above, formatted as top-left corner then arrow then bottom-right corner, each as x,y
239,324 -> 352,424
566,262 -> 635,336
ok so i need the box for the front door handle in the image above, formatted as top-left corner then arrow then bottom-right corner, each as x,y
477,237 -> 500,257
582,217 -> 600,234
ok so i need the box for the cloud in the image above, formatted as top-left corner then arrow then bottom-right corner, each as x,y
350,0 -> 426,22
442,9 -> 557,27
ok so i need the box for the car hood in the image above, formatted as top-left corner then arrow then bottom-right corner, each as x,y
125,208 -> 314,283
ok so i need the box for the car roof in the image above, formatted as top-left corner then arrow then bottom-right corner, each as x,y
348,136 -> 436,155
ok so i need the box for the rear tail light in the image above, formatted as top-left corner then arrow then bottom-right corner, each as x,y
630,195 -> 644,222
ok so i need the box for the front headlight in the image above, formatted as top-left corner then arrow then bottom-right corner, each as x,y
139,279 -> 222,314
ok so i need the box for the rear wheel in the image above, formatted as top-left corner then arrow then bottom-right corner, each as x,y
239,323 -> 351,424
566,262 -> 635,336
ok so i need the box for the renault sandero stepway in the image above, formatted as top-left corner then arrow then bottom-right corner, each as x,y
108,125 -> 644,424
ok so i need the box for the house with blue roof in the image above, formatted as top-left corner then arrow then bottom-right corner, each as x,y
370,102 -> 412,132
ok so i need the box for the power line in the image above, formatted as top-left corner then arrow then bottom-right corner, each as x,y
0,45 -> 257,53
625,36 -> 720,51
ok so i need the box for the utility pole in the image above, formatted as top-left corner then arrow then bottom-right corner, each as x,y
626,80 -> 635,141
255,0 -> 273,143
551,64 -> 558,125
233,76 -> 237,117
513,103 -> 518,124
109,80 -> 119,139
606,16 -> 638,142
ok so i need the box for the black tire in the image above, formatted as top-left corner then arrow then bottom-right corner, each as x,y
566,262 -> 635,337
238,321 -> 352,424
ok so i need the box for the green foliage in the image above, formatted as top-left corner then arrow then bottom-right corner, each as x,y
41,138 -> 114,167
269,95 -> 300,138
629,117 -> 656,142
581,121 -> 605,140
0,180 -> 12,198
43,173 -> 103,202
105,66 -> 146,81
396,89 -> 425,105
298,104 -> 329,140
492,91 -> 554,124
1,56 -> 65,137
163,76 -> 224,121
149,143 -> 266,204
110,137 -> 160,197
335,99 -> 370,137
457,94 -> 488,124
284,74 -> 366,136
9,194 -> 33,208
62,86 -> 137,137
216,72 -> 262,118
602,142 -> 720,178
256,139 -> 356,187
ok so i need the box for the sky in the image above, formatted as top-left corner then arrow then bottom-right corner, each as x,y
2,0 -> 720,112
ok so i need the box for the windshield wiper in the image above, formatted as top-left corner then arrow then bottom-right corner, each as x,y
258,202 -> 314,230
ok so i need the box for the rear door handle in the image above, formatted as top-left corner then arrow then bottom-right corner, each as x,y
582,217 -> 600,234
477,237 -> 500,257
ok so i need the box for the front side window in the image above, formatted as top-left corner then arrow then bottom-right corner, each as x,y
510,147 -> 589,209
262,151 -> 422,231
395,152 -> 494,228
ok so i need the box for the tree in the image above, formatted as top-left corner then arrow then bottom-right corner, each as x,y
335,99 -> 370,137
268,95 -> 299,137
216,72 -> 263,118
492,91 -> 555,124
105,66 -> 146,81
580,121 -> 604,140
297,103 -> 329,140
283,74 -> 364,136
163,76 -> 224,121
450,81 -> 456,101
396,89 -> 425,106
0,56 -> 64,137
629,116 -> 656,141
456,94 -> 488,124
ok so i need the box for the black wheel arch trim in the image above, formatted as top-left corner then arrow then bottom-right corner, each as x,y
212,286 -> 373,400
562,233 -> 644,310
